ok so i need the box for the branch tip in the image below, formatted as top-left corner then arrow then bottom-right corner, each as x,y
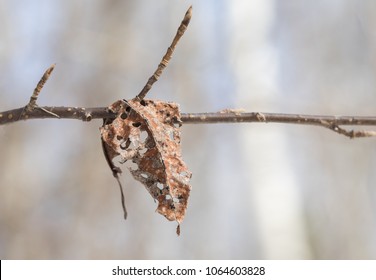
27,64 -> 56,110
183,6 -> 193,26
135,6 -> 192,101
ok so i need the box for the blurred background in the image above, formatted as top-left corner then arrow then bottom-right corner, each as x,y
0,0 -> 375,259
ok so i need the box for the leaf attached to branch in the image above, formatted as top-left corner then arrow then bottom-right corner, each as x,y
100,99 -> 192,234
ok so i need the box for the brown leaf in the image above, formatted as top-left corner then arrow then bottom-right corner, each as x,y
100,99 -> 192,233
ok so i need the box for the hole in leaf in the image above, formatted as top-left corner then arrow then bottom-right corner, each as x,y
179,171 -> 188,177
141,173 -> 149,179
166,195 -> 172,200
169,131 -> 174,140
120,138 -> 131,150
173,197 -> 180,203
139,148 -> 147,155
124,160 -> 138,170
104,118 -> 115,125
140,131 -> 148,142
129,141 -> 138,149
157,183 -> 164,190
132,122 -> 142,127
113,154 -> 123,164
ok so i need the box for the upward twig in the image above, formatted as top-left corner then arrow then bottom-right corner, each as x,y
136,6 -> 192,101
21,63 -> 60,119
26,63 -> 55,110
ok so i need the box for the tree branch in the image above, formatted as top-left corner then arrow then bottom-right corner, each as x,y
1,6 -> 375,140
181,111 -> 376,138
26,64 -> 55,110
1,105 -> 375,138
136,6 -> 192,101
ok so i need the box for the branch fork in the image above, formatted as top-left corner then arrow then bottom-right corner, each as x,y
22,63 -> 60,119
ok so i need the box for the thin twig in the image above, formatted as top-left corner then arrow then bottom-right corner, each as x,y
26,64 -> 56,111
21,64 -> 60,120
180,111 -> 376,139
179,111 -> 376,126
319,121 -> 376,138
1,106 -> 113,125
136,6 -> 192,101
1,106 -> 376,139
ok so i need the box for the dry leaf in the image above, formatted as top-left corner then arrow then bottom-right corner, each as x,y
100,99 -> 192,234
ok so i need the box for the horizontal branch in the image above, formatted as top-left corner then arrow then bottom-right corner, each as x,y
181,111 -> 376,126
1,105 -> 376,138
182,111 -> 376,138
0,106 -> 113,125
